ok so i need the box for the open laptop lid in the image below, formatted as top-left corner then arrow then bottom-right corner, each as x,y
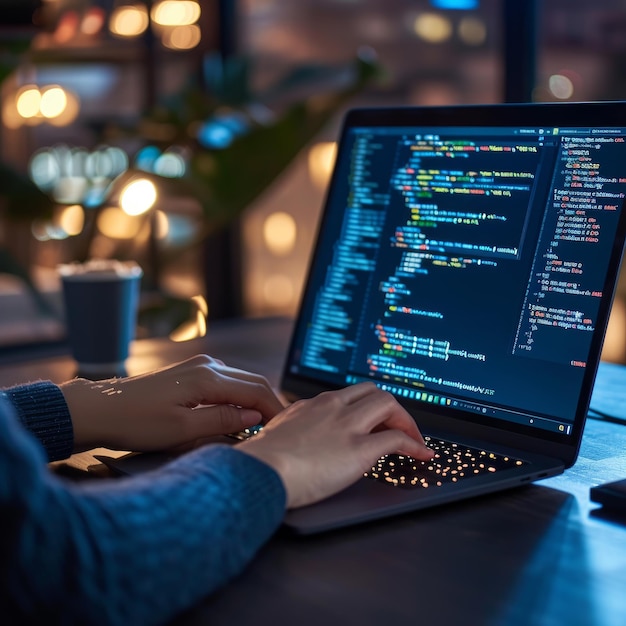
281,102 -> 626,468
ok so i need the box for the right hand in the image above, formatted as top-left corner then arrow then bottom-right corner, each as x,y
238,382 -> 434,509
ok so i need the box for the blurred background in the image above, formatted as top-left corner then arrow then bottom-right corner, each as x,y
2,0 -> 626,362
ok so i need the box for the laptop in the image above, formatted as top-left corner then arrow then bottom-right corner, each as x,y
100,101 -> 626,535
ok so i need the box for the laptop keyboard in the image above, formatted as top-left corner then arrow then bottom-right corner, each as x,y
229,429 -> 526,489
364,436 -> 526,489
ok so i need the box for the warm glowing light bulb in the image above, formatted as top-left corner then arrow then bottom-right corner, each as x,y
119,178 -> 157,215
151,1 -> 201,26
97,206 -> 142,239
59,204 -> 85,236
162,24 -> 201,49
40,86 -> 67,119
413,13 -> 453,43
81,7 -> 105,35
109,5 -> 149,37
47,89 -> 80,127
16,87 -> 41,119
263,211 -> 297,256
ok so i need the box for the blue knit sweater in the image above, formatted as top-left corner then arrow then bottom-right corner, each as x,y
0,382 -> 286,625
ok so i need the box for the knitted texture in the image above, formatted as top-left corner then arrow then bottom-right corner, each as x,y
2,381 -> 74,461
0,393 -> 286,625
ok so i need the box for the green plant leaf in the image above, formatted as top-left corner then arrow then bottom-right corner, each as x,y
190,54 -> 383,226
202,53 -> 252,106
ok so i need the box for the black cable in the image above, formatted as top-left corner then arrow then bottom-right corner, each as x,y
587,406 -> 626,426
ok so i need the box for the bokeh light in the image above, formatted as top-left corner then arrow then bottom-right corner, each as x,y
151,1 -> 201,26
135,145 -> 162,172
548,74 -> 575,100
161,24 -> 202,50
154,209 -> 170,239
154,151 -> 186,177
308,142 -> 337,190
16,86 -> 41,119
413,13 -> 453,43
54,10 -> 80,44
119,178 -> 158,216
109,4 -> 150,38
12,85 -> 79,127
2,97 -> 21,129
47,89 -> 80,127
58,204 -> 85,236
81,7 -> 106,35
30,150 -> 61,190
263,212 -> 297,256
97,206 -> 142,239
458,16 -> 487,46
263,274 -> 294,308
40,86 -> 67,119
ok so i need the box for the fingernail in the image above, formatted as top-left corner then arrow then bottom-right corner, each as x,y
240,409 -> 262,428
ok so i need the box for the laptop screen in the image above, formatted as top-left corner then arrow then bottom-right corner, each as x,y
283,104 -> 626,443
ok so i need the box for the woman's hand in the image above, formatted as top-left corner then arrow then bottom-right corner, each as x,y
238,382 -> 434,509
60,355 -> 285,452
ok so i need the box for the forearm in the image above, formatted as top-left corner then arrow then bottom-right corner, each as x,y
1,405 -> 286,625
65,447 -> 286,624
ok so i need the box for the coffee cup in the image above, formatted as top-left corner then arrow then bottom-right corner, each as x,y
58,259 -> 142,378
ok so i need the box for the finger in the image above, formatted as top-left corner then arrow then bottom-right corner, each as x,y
360,428 -> 434,463
184,405 -> 262,438
205,361 -> 283,403
170,357 -> 284,418
348,389 -> 428,446
206,372 -> 285,419
212,362 -> 275,388
302,383 -> 428,449
167,355 -> 282,412
317,381 -> 380,405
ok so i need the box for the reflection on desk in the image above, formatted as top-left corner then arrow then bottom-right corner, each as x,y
1,317 -> 625,626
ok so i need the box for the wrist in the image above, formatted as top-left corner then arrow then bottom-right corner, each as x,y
59,378 -> 105,451
4,381 -> 74,461
237,439 -> 294,507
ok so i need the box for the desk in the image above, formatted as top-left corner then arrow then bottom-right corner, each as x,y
1,317 -> 625,626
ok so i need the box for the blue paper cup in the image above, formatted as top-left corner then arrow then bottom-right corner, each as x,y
59,260 -> 142,378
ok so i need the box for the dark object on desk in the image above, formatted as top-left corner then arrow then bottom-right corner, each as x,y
587,406 -> 626,426
590,478 -> 626,515
59,260 -> 142,379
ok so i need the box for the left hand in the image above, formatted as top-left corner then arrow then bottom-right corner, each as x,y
59,354 -> 285,452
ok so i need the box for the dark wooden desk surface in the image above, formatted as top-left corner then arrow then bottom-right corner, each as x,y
1,317 -> 625,626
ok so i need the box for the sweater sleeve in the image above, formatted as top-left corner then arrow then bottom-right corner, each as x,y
0,396 -> 286,625
1,381 -> 74,461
